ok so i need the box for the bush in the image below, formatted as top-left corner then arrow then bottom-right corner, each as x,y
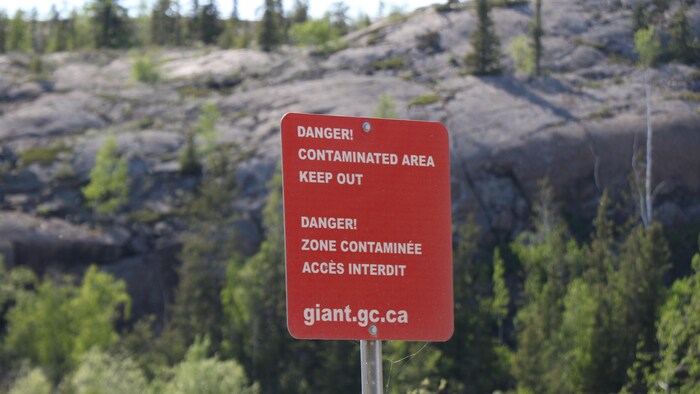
131,51 -> 160,84
82,136 -> 130,214
409,94 -> 440,106
162,337 -> 259,394
374,94 -> 398,118
510,34 -> 534,75
290,17 -> 338,47
371,56 -> 405,71
8,367 -> 52,394
70,349 -> 148,394
19,145 -> 68,167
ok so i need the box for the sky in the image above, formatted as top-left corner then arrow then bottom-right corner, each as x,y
3,0 -> 442,20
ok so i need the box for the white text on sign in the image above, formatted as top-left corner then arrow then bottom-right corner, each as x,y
299,171 -> 364,185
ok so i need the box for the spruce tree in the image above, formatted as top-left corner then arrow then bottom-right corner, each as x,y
258,0 -> 283,51
464,0 -> 502,75
89,0 -> 131,48
0,11 -> 8,53
669,6 -> 698,64
198,0 -> 222,44
8,10 -> 29,52
531,0 -> 543,76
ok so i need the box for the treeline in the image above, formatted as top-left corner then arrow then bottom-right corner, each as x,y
0,0 -> 372,54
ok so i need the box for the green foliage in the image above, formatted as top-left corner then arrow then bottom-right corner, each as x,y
371,56 -> 406,71
374,94 -> 398,118
88,0 -> 132,48
289,17 -> 338,48
436,218 -> 513,393
408,94 -> 440,106
131,51 -> 160,84
0,11 -> 8,53
69,348 -> 149,394
510,34 -> 534,75
3,266 -> 131,382
151,0 -> 182,46
0,258 -> 38,313
464,0 -> 502,75
589,104 -> 614,120
634,26 -> 661,68
7,367 -> 52,394
179,131 -> 202,176
257,0 -> 284,51
82,135 -> 130,214
221,170 -> 290,391
491,248 -> 509,339
651,240 -> 700,392
530,0 -> 543,76
161,336 -> 259,394
668,6 -> 699,65
384,342 -> 444,393
8,10 -> 29,52
18,145 -> 68,167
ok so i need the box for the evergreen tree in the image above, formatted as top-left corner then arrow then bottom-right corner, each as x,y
258,0 -> 283,51
170,107 -> 239,348
464,0 -> 502,75
669,6 -> 698,64
329,1 -> 350,36
8,10 -> 29,52
511,180 -> 585,393
152,0 -> 182,45
89,0 -> 132,48
198,0 -> 222,44
291,0 -> 309,24
28,8 -> 43,53
0,11 -> 8,53
617,223 -> 670,392
530,0 -> 543,76
651,238 -> 700,392
46,5 -> 69,53
436,219 -> 512,393
632,2 -> 647,33
221,169 -> 296,391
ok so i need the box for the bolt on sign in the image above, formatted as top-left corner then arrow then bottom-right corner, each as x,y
280,113 -> 453,341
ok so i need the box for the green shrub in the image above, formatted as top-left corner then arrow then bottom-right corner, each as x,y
374,94 -> 398,119
161,337 -> 259,394
290,17 -> 338,47
19,145 -> 68,167
409,94 -> 440,106
510,34 -> 534,75
69,349 -> 148,394
179,132 -> 202,176
131,51 -> 160,84
82,136 -> 130,214
589,105 -> 614,120
3,266 -> 131,382
8,367 -> 51,394
371,56 -> 405,71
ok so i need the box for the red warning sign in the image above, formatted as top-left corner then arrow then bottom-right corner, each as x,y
281,113 -> 453,341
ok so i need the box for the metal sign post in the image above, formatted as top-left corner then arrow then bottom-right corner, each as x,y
280,113 -> 453,392
360,340 -> 383,394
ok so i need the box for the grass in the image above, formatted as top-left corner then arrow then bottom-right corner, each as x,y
176,86 -> 215,98
679,91 -> 700,102
128,209 -> 165,224
589,105 -> 615,120
19,145 -> 69,167
409,94 -> 440,106
371,57 -> 405,71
